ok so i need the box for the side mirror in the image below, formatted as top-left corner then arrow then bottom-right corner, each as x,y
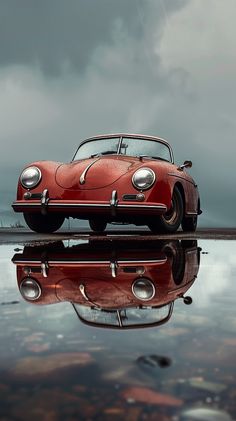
178,160 -> 192,171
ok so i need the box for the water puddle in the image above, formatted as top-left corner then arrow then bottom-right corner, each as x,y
0,239 -> 235,420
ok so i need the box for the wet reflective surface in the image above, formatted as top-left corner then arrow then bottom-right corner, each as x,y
1,240 -> 236,420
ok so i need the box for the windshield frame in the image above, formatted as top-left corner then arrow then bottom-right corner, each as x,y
72,133 -> 174,164
72,302 -> 174,329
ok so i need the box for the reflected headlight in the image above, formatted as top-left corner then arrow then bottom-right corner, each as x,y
132,278 -> 155,301
132,168 -> 155,190
20,278 -> 41,300
20,166 -> 41,189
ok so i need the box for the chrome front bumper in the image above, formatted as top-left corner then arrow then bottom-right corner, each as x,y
12,189 -> 167,216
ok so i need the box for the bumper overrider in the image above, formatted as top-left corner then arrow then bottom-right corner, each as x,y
12,189 -> 167,216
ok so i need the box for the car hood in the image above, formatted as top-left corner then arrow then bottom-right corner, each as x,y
55,156 -> 154,190
56,278 -> 136,308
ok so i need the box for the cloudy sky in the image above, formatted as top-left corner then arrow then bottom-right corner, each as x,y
0,0 -> 235,227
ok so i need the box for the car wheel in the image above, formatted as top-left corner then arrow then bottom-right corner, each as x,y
89,219 -> 107,233
148,187 -> 183,233
163,241 -> 185,285
181,215 -> 198,232
24,213 -> 64,233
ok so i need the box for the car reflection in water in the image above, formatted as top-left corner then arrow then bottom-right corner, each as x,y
12,240 -> 201,329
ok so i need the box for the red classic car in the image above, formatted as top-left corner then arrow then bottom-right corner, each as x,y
12,240 -> 200,329
12,134 -> 201,233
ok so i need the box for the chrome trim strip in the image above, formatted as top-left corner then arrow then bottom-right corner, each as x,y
79,158 -> 100,185
186,212 -> 198,216
13,202 -> 109,208
117,204 -> 167,210
14,259 -> 110,265
13,258 -> 167,265
13,202 -> 167,211
51,203 -> 109,207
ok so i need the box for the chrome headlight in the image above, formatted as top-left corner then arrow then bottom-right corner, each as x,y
132,278 -> 155,301
20,166 -> 41,189
132,168 -> 155,190
20,278 -> 41,301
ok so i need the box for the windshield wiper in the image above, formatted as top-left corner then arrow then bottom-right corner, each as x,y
137,155 -> 168,162
90,150 -> 117,158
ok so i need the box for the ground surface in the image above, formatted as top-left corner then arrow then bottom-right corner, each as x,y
1,227 -> 236,244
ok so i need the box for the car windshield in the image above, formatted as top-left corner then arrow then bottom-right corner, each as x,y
73,137 -> 120,160
73,137 -> 172,162
72,303 -> 172,328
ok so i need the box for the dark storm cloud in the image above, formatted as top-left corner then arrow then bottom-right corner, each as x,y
0,0 -> 189,75
0,0 -> 142,75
